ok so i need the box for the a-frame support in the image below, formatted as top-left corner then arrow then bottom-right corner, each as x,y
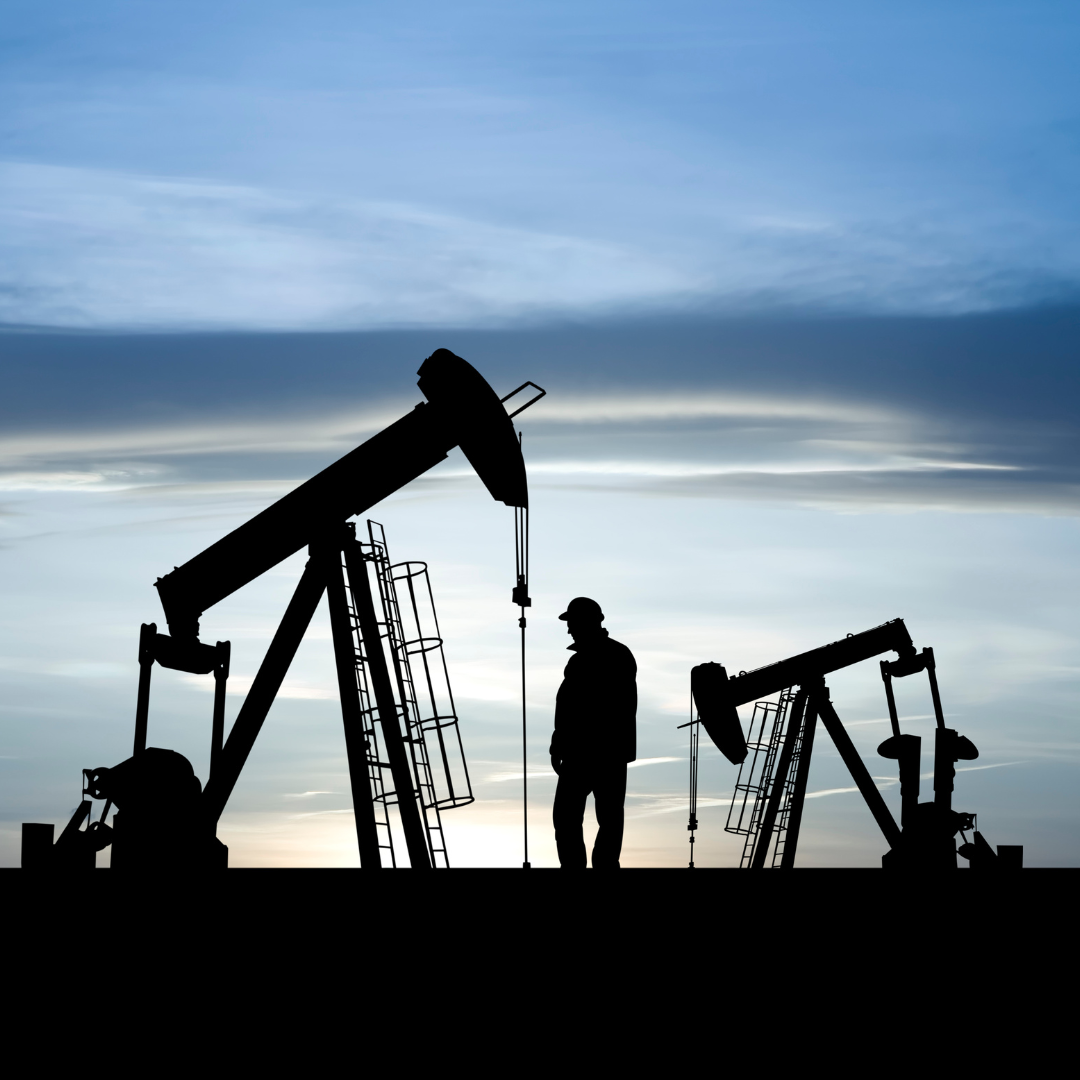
199,530 -> 430,867
752,680 -> 902,868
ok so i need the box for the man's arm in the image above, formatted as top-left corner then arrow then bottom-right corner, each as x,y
550,674 -> 569,775
549,730 -> 563,774
615,643 -> 638,762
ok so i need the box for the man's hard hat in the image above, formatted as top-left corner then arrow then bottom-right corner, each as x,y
559,597 -> 604,622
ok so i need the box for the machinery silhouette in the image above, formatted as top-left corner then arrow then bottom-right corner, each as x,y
22,349 -> 545,870
688,619 -> 1023,869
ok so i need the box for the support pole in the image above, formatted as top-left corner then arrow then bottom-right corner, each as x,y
133,622 -> 155,754
817,696 -> 902,849
512,470 -> 531,869
750,687 -> 808,869
881,661 -> 901,739
202,558 -> 327,825
924,647 -> 946,729
779,686 -> 819,869
520,610 -> 529,868
878,662 -> 921,828
897,735 -> 922,829
323,541 -> 384,868
210,640 -> 230,782
934,727 -> 956,812
343,541 -> 432,869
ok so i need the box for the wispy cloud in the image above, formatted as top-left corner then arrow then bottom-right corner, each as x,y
803,760 -> 1025,799
530,393 -> 900,426
0,162 -> 698,331
0,404 -> 408,469
0,371 -> 1070,517
4,160 -> 1079,334
179,673 -> 336,699
627,793 -> 734,818
487,758 -> 683,783
530,460 -> 1020,478
539,467 -> 1080,516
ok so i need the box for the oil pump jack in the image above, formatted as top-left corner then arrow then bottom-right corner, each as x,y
689,619 -> 1022,869
22,349 -> 544,870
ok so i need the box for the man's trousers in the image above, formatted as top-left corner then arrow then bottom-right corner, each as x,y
552,760 -> 627,869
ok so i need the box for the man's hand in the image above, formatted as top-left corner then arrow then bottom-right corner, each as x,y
550,754 -> 562,776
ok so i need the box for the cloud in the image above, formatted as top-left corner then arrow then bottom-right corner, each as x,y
802,762 -> 1024,800
0,162 -> 698,331
804,783 -> 893,800
0,471 -> 129,492
527,393 -> 901,426
4,161 -> 1080,333
627,793 -> 735,817
179,673 -> 337,699
0,405 -> 408,475
0,366 -> 1071,517
565,469 -> 1080,516
485,755 -> 681,783
0,657 -> 129,679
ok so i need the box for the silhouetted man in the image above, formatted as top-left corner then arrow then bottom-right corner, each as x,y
550,597 -> 637,868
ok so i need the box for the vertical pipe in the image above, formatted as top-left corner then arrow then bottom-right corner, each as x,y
324,543 -> 384,868
880,661 -> 920,829
520,610 -> 529,868
210,640 -> 230,782
924,648 -> 946,729
343,542 -> 432,869
687,712 -> 699,869
934,727 -> 956,812
881,662 -> 901,739
133,622 -> 156,754
898,735 -> 921,830
779,687 -> 819,869
514,492 -> 531,869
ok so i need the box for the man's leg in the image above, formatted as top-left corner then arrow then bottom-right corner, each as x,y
553,766 -> 589,868
591,762 -> 627,869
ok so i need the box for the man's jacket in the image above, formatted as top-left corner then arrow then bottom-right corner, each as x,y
550,630 -> 637,765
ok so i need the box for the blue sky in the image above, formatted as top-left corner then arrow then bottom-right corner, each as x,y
2,2 -> 1079,866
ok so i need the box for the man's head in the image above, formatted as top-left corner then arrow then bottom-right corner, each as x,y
559,596 -> 605,643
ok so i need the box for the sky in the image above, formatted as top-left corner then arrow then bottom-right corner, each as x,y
3,1 -> 1079,867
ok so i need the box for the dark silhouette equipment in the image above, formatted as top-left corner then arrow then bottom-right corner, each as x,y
688,619 -> 1022,869
24,350 -> 544,869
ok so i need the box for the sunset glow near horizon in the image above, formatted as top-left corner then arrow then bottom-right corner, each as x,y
3,2 -> 1080,867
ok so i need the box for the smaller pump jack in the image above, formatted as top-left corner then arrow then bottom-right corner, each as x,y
691,619 -> 1022,869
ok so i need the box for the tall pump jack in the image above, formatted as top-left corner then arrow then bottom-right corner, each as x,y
690,619 -> 1022,869
23,349 -> 545,870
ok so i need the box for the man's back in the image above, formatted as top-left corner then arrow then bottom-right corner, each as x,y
552,629 -> 637,764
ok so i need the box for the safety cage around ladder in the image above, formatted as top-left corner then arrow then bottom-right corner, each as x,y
362,521 -> 473,864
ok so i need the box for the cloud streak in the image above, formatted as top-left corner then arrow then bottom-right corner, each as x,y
0,376 -> 1071,517
4,161 -> 1080,333
0,163 -> 698,331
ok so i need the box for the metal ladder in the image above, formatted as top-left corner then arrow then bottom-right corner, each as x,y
342,552 -> 398,867
725,691 -> 798,867
768,699 -> 811,868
